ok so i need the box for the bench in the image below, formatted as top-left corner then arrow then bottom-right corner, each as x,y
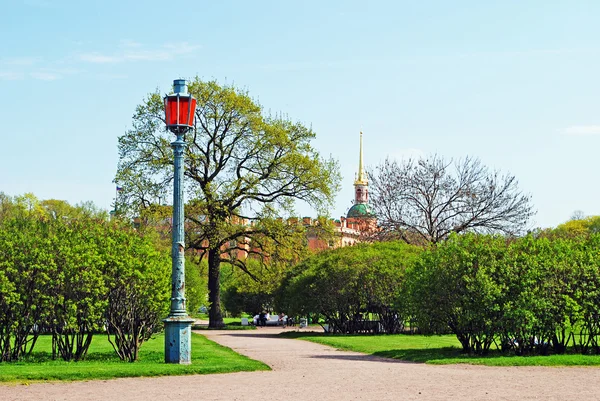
243,315 -> 288,326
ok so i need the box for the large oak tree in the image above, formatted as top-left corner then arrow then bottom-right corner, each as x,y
115,78 -> 340,327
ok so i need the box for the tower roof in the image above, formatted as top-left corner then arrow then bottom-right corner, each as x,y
347,203 -> 372,218
354,131 -> 368,186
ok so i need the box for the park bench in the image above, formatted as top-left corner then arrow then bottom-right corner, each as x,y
242,315 -> 288,326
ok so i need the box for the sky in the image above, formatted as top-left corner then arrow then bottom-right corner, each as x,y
1,0 -> 599,229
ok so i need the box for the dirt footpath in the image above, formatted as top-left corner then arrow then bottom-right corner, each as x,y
2,327 -> 600,401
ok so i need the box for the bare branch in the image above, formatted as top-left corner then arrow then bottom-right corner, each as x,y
368,155 -> 535,244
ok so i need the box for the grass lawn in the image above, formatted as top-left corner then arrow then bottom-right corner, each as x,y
0,332 -> 269,384
193,313 -> 246,325
191,313 -> 256,330
281,332 -> 600,367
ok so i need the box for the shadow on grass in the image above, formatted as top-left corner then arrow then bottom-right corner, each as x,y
310,353 -> 419,364
279,332 -> 600,366
15,351 -> 122,364
220,331 -> 289,340
372,347 -> 466,363
278,332 -> 512,364
277,331 -> 330,339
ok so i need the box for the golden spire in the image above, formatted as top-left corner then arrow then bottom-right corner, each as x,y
354,131 -> 368,185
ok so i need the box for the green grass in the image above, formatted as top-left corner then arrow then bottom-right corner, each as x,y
191,313 -> 256,330
0,333 -> 269,383
281,332 -> 600,367
194,313 -> 246,325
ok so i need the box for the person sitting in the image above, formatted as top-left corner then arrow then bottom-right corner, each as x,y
278,312 -> 287,328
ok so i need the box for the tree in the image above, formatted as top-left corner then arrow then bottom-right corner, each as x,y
0,195 -> 109,362
549,216 -> 600,239
102,223 -> 170,362
570,210 -> 586,221
221,216 -> 333,317
116,78 -> 340,327
498,235 -> 582,355
406,234 -> 509,354
278,241 -> 419,334
221,259 -> 279,317
368,155 -> 534,244
0,208 -> 55,361
48,217 -> 107,361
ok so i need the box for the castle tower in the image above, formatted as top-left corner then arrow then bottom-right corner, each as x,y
347,131 -> 371,218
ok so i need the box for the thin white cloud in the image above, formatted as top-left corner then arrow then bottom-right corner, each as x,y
164,42 -> 201,55
30,72 -> 60,81
0,57 -> 40,66
28,67 -> 79,81
94,73 -> 129,80
79,41 -> 201,64
2,41 -> 200,82
50,67 -> 81,75
119,39 -> 142,48
124,50 -> 171,62
79,53 -> 121,63
0,71 -> 25,80
564,125 -> 600,136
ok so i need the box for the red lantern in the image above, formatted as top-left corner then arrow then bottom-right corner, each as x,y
164,79 -> 197,134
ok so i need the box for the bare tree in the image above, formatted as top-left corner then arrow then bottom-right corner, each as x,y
570,210 -> 585,221
368,155 -> 535,244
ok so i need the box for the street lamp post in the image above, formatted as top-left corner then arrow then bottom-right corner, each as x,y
163,79 -> 197,364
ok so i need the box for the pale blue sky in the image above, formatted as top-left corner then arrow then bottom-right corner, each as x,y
1,0 -> 599,228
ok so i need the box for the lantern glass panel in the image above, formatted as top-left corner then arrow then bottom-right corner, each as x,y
165,95 -> 180,126
177,96 -> 191,126
164,97 -> 172,126
188,98 -> 197,126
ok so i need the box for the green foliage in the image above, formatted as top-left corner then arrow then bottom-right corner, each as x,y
221,258 -> 289,316
185,258 -> 208,315
0,209 -> 56,361
218,216 -> 332,318
549,216 -> 600,239
405,232 -> 600,356
406,234 -> 509,354
102,224 -> 170,362
0,194 -> 171,362
279,241 -> 420,333
48,217 -> 108,361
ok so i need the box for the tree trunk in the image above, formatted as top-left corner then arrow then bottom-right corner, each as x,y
208,248 -> 225,328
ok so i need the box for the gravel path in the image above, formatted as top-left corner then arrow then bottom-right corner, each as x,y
2,327 -> 600,400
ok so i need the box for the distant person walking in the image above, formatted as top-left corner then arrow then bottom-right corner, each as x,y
258,311 -> 267,327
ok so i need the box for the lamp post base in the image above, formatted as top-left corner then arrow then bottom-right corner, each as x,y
163,316 -> 195,364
